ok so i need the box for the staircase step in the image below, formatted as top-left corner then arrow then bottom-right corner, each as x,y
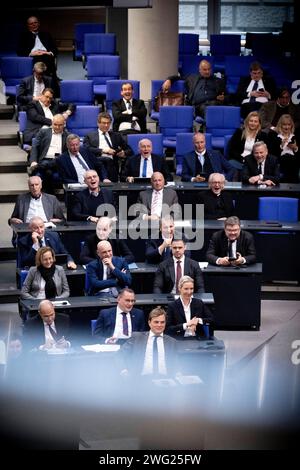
0,104 -> 15,120
0,135 -> 18,145
0,161 -> 27,172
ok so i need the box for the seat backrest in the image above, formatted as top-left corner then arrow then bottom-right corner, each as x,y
18,111 -> 27,133
127,133 -> 163,156
206,106 -> 241,136
159,106 -> 194,138
84,33 -> 116,56
180,55 -> 214,77
74,23 -> 105,59
210,34 -> 241,56
0,57 -> 33,87
106,79 -> 140,111
258,197 -> 299,222
66,105 -> 99,137
150,79 -> 185,115
60,80 -> 94,105
175,132 -> 212,175
178,33 -> 199,55
224,55 -> 255,94
86,55 -> 120,85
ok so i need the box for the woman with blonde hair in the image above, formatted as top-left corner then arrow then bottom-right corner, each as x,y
21,247 -> 70,300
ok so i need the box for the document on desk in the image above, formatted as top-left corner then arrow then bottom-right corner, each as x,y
165,181 -> 175,187
81,344 -> 120,353
199,262 -> 208,269
67,183 -> 87,189
52,300 -> 70,307
174,220 -> 191,228
128,262 -> 138,269
176,375 -> 203,386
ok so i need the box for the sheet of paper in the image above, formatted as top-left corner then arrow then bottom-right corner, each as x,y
199,262 -> 208,269
81,344 -> 120,353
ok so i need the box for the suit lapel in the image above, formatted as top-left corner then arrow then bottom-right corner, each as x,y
176,299 -> 187,323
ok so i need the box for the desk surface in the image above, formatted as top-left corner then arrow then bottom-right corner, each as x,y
132,262 -> 263,274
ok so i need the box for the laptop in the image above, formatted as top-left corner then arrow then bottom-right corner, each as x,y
55,253 -> 68,266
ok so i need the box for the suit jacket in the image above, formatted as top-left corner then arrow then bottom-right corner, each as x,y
166,297 -> 213,338
121,331 -> 178,377
145,238 -> 191,264
227,128 -> 268,164
23,312 -> 70,351
206,229 -> 257,265
241,154 -> 280,185
112,98 -> 147,133
259,100 -> 300,131
236,75 -> 277,106
70,187 -> 114,221
9,192 -> 65,224
56,147 -> 108,183
197,189 -> 235,220
181,150 -> 235,182
29,127 -> 69,164
20,265 -> 70,300
153,257 -> 205,294
94,306 -> 146,341
136,187 -> 180,219
83,130 -> 133,158
122,154 -> 172,181
18,230 -> 74,268
86,256 -> 132,295
80,233 -> 134,265
17,74 -> 54,109
17,31 -> 57,58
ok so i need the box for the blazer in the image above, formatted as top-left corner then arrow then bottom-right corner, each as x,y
166,297 -> 213,338
206,229 -> 257,265
83,130 -> 133,158
23,312 -> 70,351
18,230 -> 74,268
17,74 -> 54,109
259,101 -> 300,131
181,150 -> 235,182
112,98 -> 147,133
80,233 -> 135,265
9,192 -> 65,225
17,31 -> 57,58
70,187 -> 115,221
94,307 -> 146,341
56,147 -> 108,184
29,127 -> 69,164
86,256 -> 132,295
136,188 -> 180,219
121,331 -> 178,377
241,154 -> 280,185
184,73 -> 226,106
227,128 -> 268,164
197,189 -> 235,220
153,257 -> 205,294
122,154 -> 172,182
236,75 -> 277,106
20,265 -> 70,300
266,130 -> 298,159
145,238 -> 191,264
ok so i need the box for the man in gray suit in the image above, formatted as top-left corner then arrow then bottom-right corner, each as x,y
121,307 -> 178,378
9,175 -> 65,228
136,172 -> 181,220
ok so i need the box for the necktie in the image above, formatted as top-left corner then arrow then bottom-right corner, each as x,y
103,133 -> 113,149
198,153 -> 205,169
48,323 -> 60,341
74,154 -> 89,171
126,100 -> 132,111
175,260 -> 182,293
257,163 -> 262,175
121,312 -> 129,336
151,191 -> 160,216
38,238 -> 44,248
152,335 -> 159,375
142,158 -> 148,177
250,81 -> 259,102
228,240 -> 234,259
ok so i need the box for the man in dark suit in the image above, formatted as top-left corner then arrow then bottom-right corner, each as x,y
259,87 -> 300,134
197,172 -> 235,219
83,112 -> 133,182
56,134 -> 109,184
235,61 -> 277,119
181,132 -> 235,182
86,240 -> 132,296
241,141 -> 280,186
112,82 -> 147,134
137,172 -> 180,221
122,138 -> 172,182
17,61 -> 57,111
18,216 -> 76,269
121,307 -> 178,378
94,288 -> 145,344
206,216 -> 256,266
9,176 -> 65,227
162,59 -> 226,118
23,300 -> 70,351
17,16 -> 58,80
153,239 -> 205,294
71,170 -> 114,222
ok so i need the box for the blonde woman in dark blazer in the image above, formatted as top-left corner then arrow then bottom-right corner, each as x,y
21,247 -> 70,300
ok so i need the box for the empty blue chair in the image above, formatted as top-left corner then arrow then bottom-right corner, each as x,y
224,55 -> 255,94
179,33 -> 199,56
66,105 -> 99,138
210,34 -> 241,73
17,111 -> 31,152
205,106 -> 241,150
60,80 -> 94,105
127,133 -> 163,156
106,79 -> 140,112
0,57 -> 33,98
84,33 -> 116,64
175,132 -> 212,176
258,197 -> 298,222
73,23 -> 105,60
180,55 -> 214,77
150,79 -> 185,122
159,105 -> 194,149
86,55 -> 120,97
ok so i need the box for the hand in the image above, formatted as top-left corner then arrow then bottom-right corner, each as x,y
193,175 -> 206,182
31,231 -> 40,244
103,147 -> 116,155
116,150 -> 125,158
55,336 -> 70,349
249,175 -> 261,185
264,179 -> 275,186
102,179 -> 112,184
230,253 -> 244,266
127,176 -> 134,183
106,336 -> 118,344
88,216 -> 99,223
218,257 -> 231,266
10,217 -> 23,224
50,218 -> 64,223
216,92 -> 225,102
162,79 -> 171,92
67,261 -> 77,270
30,161 -> 38,167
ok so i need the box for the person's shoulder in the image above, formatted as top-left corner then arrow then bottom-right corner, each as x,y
55,264 -> 65,273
